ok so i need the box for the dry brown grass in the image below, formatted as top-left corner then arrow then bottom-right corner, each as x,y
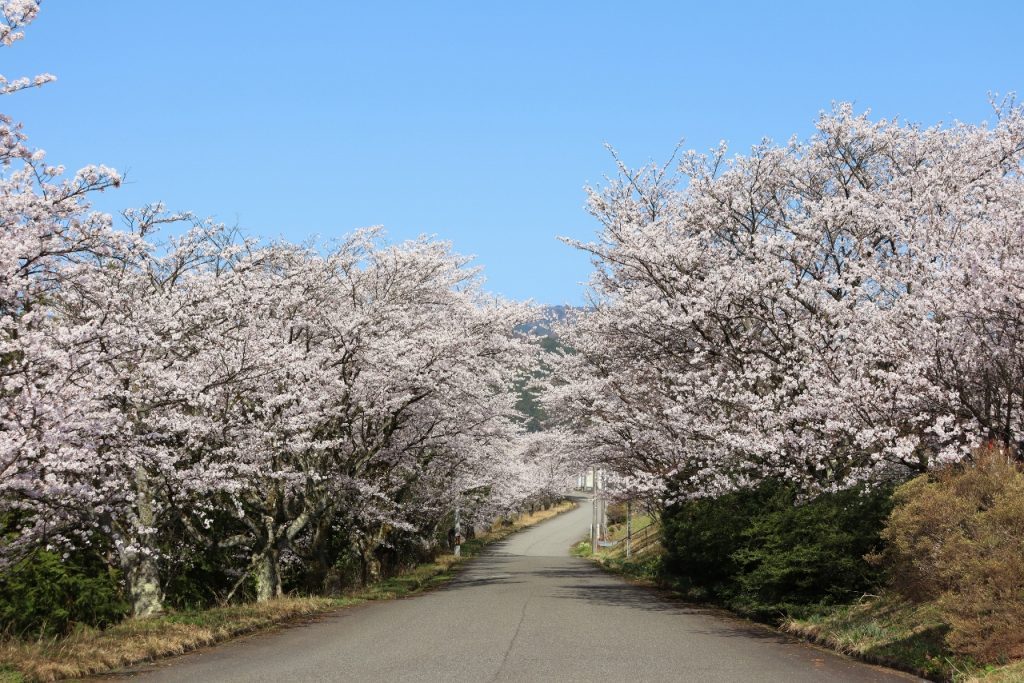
490,501 -> 576,536
882,447 -> 1024,664
784,449 -> 1024,682
0,500 -> 576,682
782,594 -> 966,680
785,594 -> 1024,683
0,597 -> 341,682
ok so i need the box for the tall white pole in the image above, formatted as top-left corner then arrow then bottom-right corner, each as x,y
626,500 -> 632,559
454,503 -> 462,558
590,465 -> 597,553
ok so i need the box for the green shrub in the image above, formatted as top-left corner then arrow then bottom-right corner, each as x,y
661,479 -> 892,619
880,446 -> 1024,663
0,548 -> 128,637
730,485 -> 892,618
605,502 -> 627,526
661,482 -> 775,600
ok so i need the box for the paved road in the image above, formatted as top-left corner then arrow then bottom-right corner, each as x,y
127,501 -> 920,682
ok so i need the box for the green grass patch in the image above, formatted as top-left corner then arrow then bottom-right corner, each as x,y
360,559 -> 458,601
576,512 -> 664,584
0,666 -> 25,683
571,539 -> 591,557
968,660 -> 1024,682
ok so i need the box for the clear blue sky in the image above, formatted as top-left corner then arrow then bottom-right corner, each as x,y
3,1 -> 1021,304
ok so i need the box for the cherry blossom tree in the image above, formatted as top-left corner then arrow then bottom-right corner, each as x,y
0,0 -> 54,94
179,232 -> 541,600
551,102 -> 1024,500
1,0 -> 124,568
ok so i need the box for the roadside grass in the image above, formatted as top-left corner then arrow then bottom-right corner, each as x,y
573,512 -> 664,583
0,500 -> 576,683
785,597 -> 1024,683
0,597 -> 347,683
782,595 -> 973,681
967,660 -> 1024,683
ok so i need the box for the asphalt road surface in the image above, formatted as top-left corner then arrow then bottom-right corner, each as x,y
125,500 -> 921,682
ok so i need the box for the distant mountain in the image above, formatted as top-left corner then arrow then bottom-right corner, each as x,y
513,306 -> 577,431
517,304 -> 578,337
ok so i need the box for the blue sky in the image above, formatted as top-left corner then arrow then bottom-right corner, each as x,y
3,1 -> 1021,304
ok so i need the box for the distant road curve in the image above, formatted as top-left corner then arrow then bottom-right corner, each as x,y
121,500 -> 921,682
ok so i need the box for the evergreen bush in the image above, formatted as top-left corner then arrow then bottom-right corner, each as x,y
661,479 -> 891,619
0,548 -> 128,636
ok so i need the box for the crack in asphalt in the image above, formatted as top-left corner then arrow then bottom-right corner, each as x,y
490,593 -> 531,682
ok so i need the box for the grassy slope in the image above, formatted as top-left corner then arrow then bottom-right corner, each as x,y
783,595 -> 967,681
785,598 -> 1024,682
0,501 -> 576,683
573,512 -> 664,582
580,512 -> 1024,683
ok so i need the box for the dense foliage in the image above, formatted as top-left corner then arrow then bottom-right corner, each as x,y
661,481 -> 892,619
0,548 -> 127,637
549,101 -> 1024,499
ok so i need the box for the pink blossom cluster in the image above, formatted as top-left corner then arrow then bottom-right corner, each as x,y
549,102 -> 1024,500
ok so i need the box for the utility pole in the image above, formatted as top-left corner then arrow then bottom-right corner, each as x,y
454,504 -> 462,558
590,465 -> 597,553
625,499 -> 632,559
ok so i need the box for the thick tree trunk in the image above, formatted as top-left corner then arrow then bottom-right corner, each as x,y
254,546 -> 283,602
123,465 -> 164,618
358,526 -> 388,586
360,546 -> 382,586
125,552 -> 164,618
251,508 -> 313,601
253,511 -> 285,602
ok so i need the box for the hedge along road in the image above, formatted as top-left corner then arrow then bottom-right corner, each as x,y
124,500 -> 921,682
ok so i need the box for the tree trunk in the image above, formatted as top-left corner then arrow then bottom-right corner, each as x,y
360,545 -> 382,586
124,465 -> 164,618
254,546 -> 283,602
251,507 -> 313,602
125,551 -> 164,618
254,512 -> 284,602
358,526 -> 388,586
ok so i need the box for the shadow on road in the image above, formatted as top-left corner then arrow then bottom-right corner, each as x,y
443,547 -> 807,650
447,574 -> 524,589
